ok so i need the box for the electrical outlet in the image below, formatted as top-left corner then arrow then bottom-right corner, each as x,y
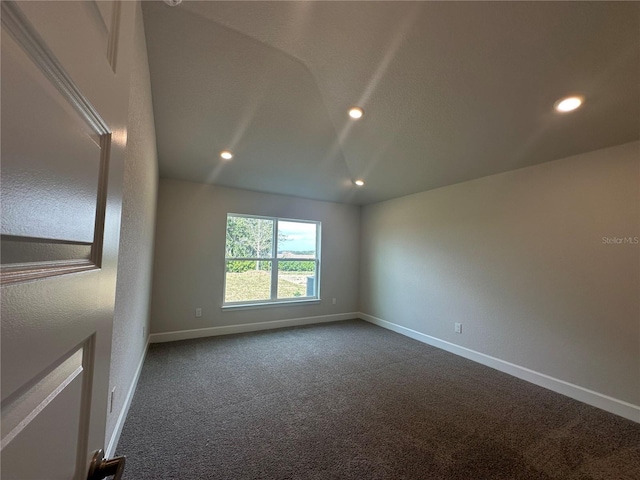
332,298 -> 337,305
110,387 -> 116,414
195,308 -> 202,317
454,323 -> 462,334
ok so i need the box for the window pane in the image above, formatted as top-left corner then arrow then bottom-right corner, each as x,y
277,260 -> 316,299
277,221 -> 317,259
226,216 -> 274,258
225,260 -> 272,303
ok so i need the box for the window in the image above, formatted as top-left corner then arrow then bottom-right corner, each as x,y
224,214 -> 321,306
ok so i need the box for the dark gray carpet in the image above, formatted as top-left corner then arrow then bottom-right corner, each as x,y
117,320 -> 640,479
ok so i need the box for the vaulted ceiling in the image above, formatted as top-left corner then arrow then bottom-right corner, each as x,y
143,1 -> 639,205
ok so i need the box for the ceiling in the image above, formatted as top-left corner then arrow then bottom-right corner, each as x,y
142,1 -> 639,205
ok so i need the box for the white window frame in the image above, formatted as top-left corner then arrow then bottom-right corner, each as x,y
222,213 -> 321,308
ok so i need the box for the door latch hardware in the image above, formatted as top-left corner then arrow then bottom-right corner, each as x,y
87,449 -> 126,480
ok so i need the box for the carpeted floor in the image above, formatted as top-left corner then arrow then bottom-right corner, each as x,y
116,320 -> 640,479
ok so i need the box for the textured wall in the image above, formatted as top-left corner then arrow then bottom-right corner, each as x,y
150,179 -> 360,334
106,2 -> 158,446
360,142 -> 640,406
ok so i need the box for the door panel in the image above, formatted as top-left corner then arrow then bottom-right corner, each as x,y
15,0 -> 131,125
1,29 -> 104,245
1,347 -> 87,479
0,276 -> 98,411
0,1 -> 135,478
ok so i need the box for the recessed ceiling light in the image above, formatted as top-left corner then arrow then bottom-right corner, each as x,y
220,150 -> 233,160
554,96 -> 584,113
348,107 -> 364,119
354,179 -> 365,187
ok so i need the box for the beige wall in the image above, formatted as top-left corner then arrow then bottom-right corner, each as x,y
107,2 -> 158,446
150,179 -> 360,334
360,142 -> 640,406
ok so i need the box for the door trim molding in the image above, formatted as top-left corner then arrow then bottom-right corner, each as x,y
1,260 -> 96,286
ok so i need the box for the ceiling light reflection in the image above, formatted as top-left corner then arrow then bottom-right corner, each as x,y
554,96 -> 583,113
348,107 -> 364,119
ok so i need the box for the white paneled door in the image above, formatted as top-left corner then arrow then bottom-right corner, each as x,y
1,1 -> 135,478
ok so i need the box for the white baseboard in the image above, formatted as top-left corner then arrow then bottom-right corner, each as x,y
105,337 -> 150,457
359,313 -> 640,423
149,312 -> 359,344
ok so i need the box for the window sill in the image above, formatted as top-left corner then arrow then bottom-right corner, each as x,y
221,298 -> 321,311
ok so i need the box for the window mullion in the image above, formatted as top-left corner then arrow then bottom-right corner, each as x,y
270,218 -> 278,300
